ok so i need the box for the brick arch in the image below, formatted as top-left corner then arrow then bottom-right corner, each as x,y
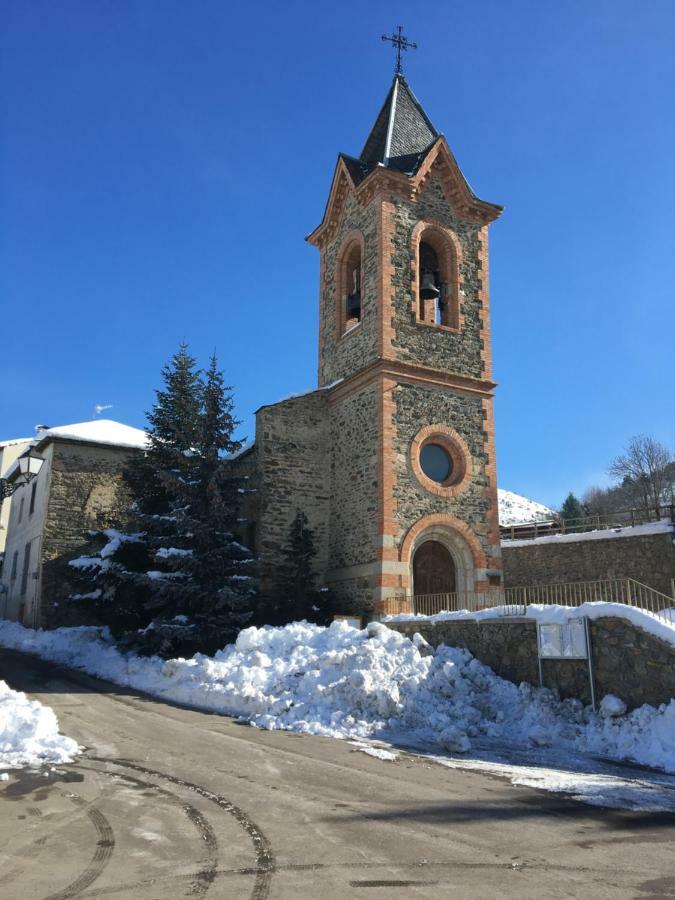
399,513 -> 487,571
335,229 -> 366,336
410,219 -> 463,331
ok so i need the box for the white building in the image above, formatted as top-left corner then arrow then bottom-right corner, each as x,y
0,420 -> 147,626
0,437 -> 32,556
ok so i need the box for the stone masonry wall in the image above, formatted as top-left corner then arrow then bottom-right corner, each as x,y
391,618 -> 540,685
42,442 -> 138,627
319,194 -> 379,386
391,177 -> 485,379
254,392 -> 331,595
502,530 -> 675,598
389,616 -> 675,710
393,382 -> 496,563
326,383 -> 380,608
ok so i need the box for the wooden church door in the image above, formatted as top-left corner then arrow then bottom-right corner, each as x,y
413,541 -> 456,596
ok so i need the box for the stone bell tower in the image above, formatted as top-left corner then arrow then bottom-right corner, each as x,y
306,72 -> 503,613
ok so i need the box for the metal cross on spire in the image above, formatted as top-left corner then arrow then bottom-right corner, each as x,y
381,25 -> 417,76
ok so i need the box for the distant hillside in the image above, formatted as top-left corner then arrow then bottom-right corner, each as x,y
498,488 -> 556,526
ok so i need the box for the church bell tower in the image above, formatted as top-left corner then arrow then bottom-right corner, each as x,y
307,67 -> 503,613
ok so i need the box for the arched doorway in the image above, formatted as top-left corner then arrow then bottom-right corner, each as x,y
413,540 -> 456,596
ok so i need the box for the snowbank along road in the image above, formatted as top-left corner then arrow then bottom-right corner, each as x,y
1,649 -> 675,899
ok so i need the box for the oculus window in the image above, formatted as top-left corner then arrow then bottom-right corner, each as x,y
419,443 -> 453,483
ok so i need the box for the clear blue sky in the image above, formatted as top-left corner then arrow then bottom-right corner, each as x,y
2,1 -> 674,508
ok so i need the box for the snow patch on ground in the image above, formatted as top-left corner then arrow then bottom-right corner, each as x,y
426,747 -> 675,811
350,741 -> 399,761
0,680 -> 80,769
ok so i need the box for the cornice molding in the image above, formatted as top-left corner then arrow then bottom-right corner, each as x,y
307,137 -> 503,248
324,357 -> 497,403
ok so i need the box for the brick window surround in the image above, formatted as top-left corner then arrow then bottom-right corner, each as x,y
410,221 -> 463,332
410,424 -> 473,498
335,229 -> 365,337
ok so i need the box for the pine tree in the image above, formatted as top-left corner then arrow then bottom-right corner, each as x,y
268,510 -> 335,625
68,346 -> 257,656
560,492 -> 587,532
165,354 -> 256,650
128,342 -> 203,515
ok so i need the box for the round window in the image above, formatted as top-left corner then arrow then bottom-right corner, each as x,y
419,443 -> 453,483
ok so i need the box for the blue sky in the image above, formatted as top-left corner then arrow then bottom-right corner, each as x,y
2,1 -> 674,508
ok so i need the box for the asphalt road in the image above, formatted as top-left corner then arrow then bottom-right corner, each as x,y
1,648 -> 674,900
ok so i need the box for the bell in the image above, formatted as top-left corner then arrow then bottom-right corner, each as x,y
420,271 -> 440,300
347,289 -> 361,319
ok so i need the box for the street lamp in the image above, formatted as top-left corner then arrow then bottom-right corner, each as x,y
0,447 -> 45,501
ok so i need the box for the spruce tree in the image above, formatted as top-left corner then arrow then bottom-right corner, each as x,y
128,342 -> 203,515
68,346 -> 256,656
560,492 -> 587,532
166,354 -> 256,650
269,510 -> 334,625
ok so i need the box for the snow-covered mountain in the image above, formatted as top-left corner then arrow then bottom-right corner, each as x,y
498,488 -> 556,526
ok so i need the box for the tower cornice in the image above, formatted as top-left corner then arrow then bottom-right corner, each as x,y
323,357 -> 497,405
307,136 -> 503,249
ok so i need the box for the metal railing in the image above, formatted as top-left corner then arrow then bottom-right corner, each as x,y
408,578 -> 675,626
411,589 -> 506,617
500,503 -> 674,542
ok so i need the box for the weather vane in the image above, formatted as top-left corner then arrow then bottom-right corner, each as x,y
381,25 -> 417,76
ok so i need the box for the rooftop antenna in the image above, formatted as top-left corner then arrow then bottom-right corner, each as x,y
381,25 -> 417,76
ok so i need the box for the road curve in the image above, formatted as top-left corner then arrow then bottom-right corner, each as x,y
1,648 -> 674,899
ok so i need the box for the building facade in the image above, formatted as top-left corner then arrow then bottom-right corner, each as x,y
238,74 -> 504,614
0,437 -> 32,558
0,421 -> 146,627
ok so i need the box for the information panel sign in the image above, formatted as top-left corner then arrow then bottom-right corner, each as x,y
537,618 -> 588,659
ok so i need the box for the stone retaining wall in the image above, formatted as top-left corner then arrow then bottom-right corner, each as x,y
388,615 -> 675,710
502,529 -> 675,598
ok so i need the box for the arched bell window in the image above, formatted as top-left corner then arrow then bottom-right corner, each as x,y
336,232 -> 364,335
413,224 -> 461,330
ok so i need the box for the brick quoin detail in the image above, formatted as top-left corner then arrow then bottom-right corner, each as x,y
377,375 -> 399,566
476,226 -> 493,379
482,396 -> 501,561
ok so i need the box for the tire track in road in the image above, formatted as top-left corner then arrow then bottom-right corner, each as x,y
91,757 -> 276,900
102,767 -> 218,897
44,795 -> 115,900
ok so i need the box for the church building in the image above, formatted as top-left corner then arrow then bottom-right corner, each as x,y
236,70 -> 504,616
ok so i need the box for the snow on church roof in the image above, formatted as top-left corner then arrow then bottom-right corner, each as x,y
35,419 -> 149,450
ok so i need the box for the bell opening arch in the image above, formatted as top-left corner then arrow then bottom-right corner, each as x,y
411,220 -> 463,331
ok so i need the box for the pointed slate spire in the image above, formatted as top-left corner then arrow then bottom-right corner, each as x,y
359,74 -> 438,175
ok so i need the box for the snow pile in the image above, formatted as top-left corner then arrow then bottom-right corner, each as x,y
498,488 -> 555,526
0,618 -> 673,774
0,680 -> 79,769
